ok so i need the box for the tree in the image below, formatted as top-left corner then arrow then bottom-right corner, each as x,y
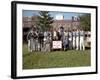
37,11 -> 54,31
79,14 -> 91,31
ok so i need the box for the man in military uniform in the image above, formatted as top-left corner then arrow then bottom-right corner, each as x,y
79,29 -> 85,50
76,29 -> 80,50
72,29 -> 76,49
68,30 -> 73,49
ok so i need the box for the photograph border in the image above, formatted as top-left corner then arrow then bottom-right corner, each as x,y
11,1 -> 98,79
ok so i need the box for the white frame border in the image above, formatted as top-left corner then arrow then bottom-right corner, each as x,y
15,2 -> 97,77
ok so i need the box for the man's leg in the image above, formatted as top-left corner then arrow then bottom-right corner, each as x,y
30,39 -> 33,52
73,37 -> 75,49
33,40 -> 35,51
82,38 -> 85,51
36,40 -> 38,51
80,38 -> 82,50
63,43 -> 66,51
28,40 -> 30,52
76,37 -> 79,50
83,43 -> 85,51
80,40 -> 82,50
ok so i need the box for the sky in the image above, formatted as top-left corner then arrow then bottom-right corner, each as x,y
23,10 -> 85,20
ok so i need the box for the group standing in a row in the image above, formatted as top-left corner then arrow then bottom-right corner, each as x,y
27,27 -> 85,52
53,27 -> 85,51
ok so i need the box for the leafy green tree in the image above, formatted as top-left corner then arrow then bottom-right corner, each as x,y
79,14 -> 91,31
37,11 -> 54,31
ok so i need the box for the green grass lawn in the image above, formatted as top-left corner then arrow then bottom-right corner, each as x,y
23,44 -> 91,69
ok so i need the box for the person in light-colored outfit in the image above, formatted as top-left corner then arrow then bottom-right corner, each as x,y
76,29 -> 79,50
53,29 -> 57,40
43,31 -> 48,52
45,33 -> 51,52
79,29 -> 85,51
72,29 -> 76,49
68,30 -> 73,49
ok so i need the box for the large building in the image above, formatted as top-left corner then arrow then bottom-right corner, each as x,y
52,20 -> 80,30
23,16 -> 80,30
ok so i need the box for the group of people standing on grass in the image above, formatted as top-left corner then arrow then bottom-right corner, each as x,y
62,28 -> 85,51
52,27 -> 85,51
27,26 -> 85,53
27,27 -> 52,52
